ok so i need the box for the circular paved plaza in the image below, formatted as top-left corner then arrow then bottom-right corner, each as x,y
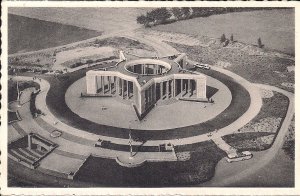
65,74 -> 232,130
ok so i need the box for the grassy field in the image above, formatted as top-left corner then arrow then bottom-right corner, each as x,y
8,14 -> 103,54
8,8 -> 150,33
169,40 -> 294,93
153,9 -> 294,55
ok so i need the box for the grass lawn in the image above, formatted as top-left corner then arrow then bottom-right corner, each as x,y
8,14 -> 103,54
8,111 -> 20,123
8,140 -> 225,187
252,92 -> 289,122
222,92 -> 289,151
75,141 -> 225,187
8,80 -> 40,102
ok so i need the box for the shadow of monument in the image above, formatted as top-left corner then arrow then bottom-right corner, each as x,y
206,86 -> 219,99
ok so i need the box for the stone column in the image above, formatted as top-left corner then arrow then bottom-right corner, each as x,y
186,79 -> 189,94
151,85 -> 154,103
166,81 -> 169,99
108,76 -> 112,94
28,134 -> 32,149
181,79 -> 183,97
173,79 -> 176,97
120,79 -> 124,99
115,77 -> 118,95
100,76 -> 103,94
146,64 -> 149,75
160,82 -> 163,100
153,84 -> 156,102
170,80 -> 173,98
190,80 -> 193,96
127,80 -> 129,99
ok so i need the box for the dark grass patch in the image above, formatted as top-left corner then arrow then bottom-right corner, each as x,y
75,141 -> 225,187
222,92 -> 289,151
43,65 -> 250,140
252,91 -> 289,122
8,14 -> 103,54
8,80 -> 40,102
8,111 -> 20,123
282,140 -> 295,160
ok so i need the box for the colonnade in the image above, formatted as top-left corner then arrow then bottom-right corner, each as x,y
117,77 -> 134,99
86,70 -> 206,118
89,75 -> 135,100
155,79 -> 198,101
131,64 -> 166,75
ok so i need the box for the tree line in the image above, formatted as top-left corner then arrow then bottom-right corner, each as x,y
137,7 -> 290,27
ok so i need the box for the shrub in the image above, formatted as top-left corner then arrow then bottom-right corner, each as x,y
258,37 -> 263,48
137,14 -> 149,27
220,34 -> 226,43
86,59 -> 94,64
171,8 -> 184,20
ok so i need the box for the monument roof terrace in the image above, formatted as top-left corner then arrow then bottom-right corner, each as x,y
104,53 -> 191,85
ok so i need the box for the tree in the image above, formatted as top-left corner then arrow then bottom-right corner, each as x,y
146,11 -> 156,23
223,39 -> 230,47
258,37 -> 263,48
171,8 -> 183,20
181,7 -> 191,19
191,7 -> 210,17
220,34 -> 226,43
152,8 -> 171,23
136,14 -> 148,26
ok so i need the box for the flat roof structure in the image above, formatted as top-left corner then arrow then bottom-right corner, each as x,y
85,51 -> 207,119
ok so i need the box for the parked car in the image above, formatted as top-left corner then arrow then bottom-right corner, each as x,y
50,130 -> 62,138
226,151 -> 253,163
194,63 -> 210,70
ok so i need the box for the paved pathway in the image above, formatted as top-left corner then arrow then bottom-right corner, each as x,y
212,137 -> 237,155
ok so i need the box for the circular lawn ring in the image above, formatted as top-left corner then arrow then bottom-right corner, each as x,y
45,68 -> 251,140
